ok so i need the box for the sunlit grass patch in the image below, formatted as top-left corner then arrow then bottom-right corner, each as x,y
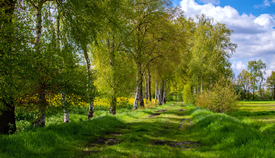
238,101 -> 275,105
228,100 -> 275,133
237,101 -> 275,112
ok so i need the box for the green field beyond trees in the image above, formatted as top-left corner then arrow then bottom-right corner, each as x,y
1,101 -> 275,158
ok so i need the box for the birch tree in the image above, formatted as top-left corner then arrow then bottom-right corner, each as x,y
122,0 -> 178,110
248,59 -> 266,100
236,69 -> 251,99
187,15 -> 236,96
67,0 -> 101,119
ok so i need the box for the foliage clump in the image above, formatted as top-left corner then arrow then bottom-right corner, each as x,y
196,78 -> 239,112
183,83 -> 196,104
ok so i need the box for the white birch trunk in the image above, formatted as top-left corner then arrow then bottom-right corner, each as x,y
158,83 -> 161,104
56,5 -> 69,123
148,69 -> 151,101
83,48 -> 94,119
144,74 -> 148,101
155,82 -> 158,104
159,81 -> 163,105
61,92 -> 69,123
133,87 -> 139,110
133,64 -> 144,110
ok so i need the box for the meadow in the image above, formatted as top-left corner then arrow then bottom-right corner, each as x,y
1,101 -> 275,157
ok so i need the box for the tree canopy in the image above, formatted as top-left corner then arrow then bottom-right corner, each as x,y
1,0 -> 240,134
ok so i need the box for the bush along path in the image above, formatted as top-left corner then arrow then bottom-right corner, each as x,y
1,102 -> 275,157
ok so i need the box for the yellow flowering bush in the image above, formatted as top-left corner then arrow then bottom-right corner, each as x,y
18,94 -> 159,111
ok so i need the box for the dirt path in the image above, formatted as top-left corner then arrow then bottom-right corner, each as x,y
81,103 -> 199,158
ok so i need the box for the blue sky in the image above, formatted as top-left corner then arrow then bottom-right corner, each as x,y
173,0 -> 275,78
174,0 -> 275,17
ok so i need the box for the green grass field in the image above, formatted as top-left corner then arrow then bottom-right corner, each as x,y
1,101 -> 275,157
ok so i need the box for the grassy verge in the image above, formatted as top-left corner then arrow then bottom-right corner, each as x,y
1,101 -> 275,157
189,107 -> 275,157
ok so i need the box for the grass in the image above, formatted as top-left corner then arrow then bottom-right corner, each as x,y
1,101 -> 275,157
227,101 -> 275,131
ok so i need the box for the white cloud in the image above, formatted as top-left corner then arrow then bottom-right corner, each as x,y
180,0 -> 275,76
254,0 -> 275,8
264,0 -> 271,6
265,69 -> 272,79
254,14 -> 275,29
231,61 -> 247,76
232,61 -> 246,71
199,0 -> 220,5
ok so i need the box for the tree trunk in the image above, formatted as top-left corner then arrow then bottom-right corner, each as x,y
163,82 -> 166,104
159,81 -> 163,105
133,89 -> 139,110
109,95 -> 117,115
148,68 -> 151,101
34,2 -> 47,127
133,68 -> 140,110
243,89 -> 246,99
133,63 -> 144,109
57,4 -> 69,123
0,0 -> 17,134
163,91 -> 166,104
144,73 -> 148,101
253,88 -> 255,100
61,92 -> 69,123
0,100 -> 16,134
154,82 -> 158,104
35,87 -> 47,126
273,85 -> 275,100
108,38 -> 117,115
83,47 -> 94,119
248,89 -> 249,100
138,72 -> 144,108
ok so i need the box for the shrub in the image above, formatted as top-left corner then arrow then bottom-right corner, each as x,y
196,77 -> 239,112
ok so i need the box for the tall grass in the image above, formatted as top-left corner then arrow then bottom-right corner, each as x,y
0,104 -> 157,158
189,107 -> 275,157
5,101 -> 275,158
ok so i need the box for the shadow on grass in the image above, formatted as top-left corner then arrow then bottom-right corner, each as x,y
1,103 -> 206,158
89,120 -> 200,158
0,115 -> 126,158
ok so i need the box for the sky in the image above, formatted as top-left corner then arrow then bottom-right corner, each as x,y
172,0 -> 275,78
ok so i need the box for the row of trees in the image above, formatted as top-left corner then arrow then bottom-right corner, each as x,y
235,59 -> 275,100
0,0 -> 237,134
